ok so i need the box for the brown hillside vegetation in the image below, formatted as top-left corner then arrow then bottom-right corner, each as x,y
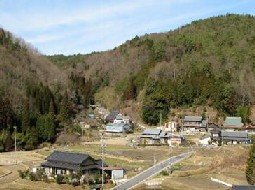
49,14 -> 255,125
0,28 -> 67,107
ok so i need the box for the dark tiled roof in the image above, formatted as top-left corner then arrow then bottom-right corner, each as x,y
41,161 -> 98,171
221,131 -> 248,138
47,151 -> 90,164
94,159 -> 108,167
106,111 -> 119,120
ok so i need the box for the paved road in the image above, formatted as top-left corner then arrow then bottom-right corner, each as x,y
111,152 -> 193,190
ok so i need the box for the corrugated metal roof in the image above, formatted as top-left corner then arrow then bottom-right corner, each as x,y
183,116 -> 202,122
224,117 -> 244,127
142,128 -> 161,135
106,123 -> 130,133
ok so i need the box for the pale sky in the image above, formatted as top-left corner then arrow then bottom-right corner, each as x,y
0,0 -> 254,55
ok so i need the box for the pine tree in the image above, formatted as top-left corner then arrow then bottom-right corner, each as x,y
246,142 -> 255,185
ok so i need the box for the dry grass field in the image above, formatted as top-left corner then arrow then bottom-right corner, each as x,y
133,144 -> 250,190
0,136 -> 251,190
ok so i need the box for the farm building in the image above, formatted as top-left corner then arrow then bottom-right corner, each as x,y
182,116 -> 208,132
223,117 -> 244,130
168,135 -> 184,146
105,123 -> 132,133
140,128 -> 170,145
211,129 -> 249,145
113,115 -> 131,124
100,167 -> 125,180
164,121 -> 178,132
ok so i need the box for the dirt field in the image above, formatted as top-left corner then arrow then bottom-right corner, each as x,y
0,136 -> 251,190
133,144 -> 250,190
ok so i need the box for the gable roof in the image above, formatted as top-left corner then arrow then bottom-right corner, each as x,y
94,159 -> 108,168
224,117 -> 244,127
46,151 -> 90,164
106,123 -> 130,133
183,116 -> 203,122
115,115 -> 130,120
142,128 -> 161,135
221,131 -> 248,138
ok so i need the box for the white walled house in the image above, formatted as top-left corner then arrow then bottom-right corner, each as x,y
113,115 -> 131,124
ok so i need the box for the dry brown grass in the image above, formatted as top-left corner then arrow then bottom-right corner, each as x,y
133,145 -> 250,190
0,140 -> 251,190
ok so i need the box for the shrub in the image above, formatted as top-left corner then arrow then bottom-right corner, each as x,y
18,169 -> 29,179
160,170 -> 169,176
56,175 -> 64,184
29,172 -> 38,181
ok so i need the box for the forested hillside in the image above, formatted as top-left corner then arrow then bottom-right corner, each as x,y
1,14 -> 255,152
0,28 -> 73,151
49,14 -> 255,125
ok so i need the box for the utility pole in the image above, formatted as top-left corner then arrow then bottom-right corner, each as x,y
100,131 -> 106,189
14,126 -> 17,152
159,112 -> 162,128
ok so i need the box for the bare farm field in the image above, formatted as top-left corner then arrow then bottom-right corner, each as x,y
0,136 -> 251,190
133,144 -> 250,190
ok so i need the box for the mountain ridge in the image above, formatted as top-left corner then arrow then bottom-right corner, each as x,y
48,14 -> 255,125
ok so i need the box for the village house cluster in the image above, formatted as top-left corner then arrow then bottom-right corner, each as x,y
28,107 -> 254,188
138,115 -> 253,147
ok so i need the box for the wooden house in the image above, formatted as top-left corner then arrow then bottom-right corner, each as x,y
140,128 -> 170,145
211,129 -> 249,145
113,115 -> 131,124
182,116 -> 208,132
41,151 -> 105,176
105,111 -> 119,123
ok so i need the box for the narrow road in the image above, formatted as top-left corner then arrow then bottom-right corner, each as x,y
111,152 -> 193,190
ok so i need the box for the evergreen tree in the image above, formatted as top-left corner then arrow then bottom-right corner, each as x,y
24,127 -> 38,150
36,114 -> 55,142
59,93 -> 70,124
21,99 -> 30,133
4,128 -> 13,151
49,99 -> 55,115
0,96 -> 13,129
246,142 -> 255,185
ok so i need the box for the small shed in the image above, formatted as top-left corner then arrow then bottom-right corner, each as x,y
101,167 -> 125,180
